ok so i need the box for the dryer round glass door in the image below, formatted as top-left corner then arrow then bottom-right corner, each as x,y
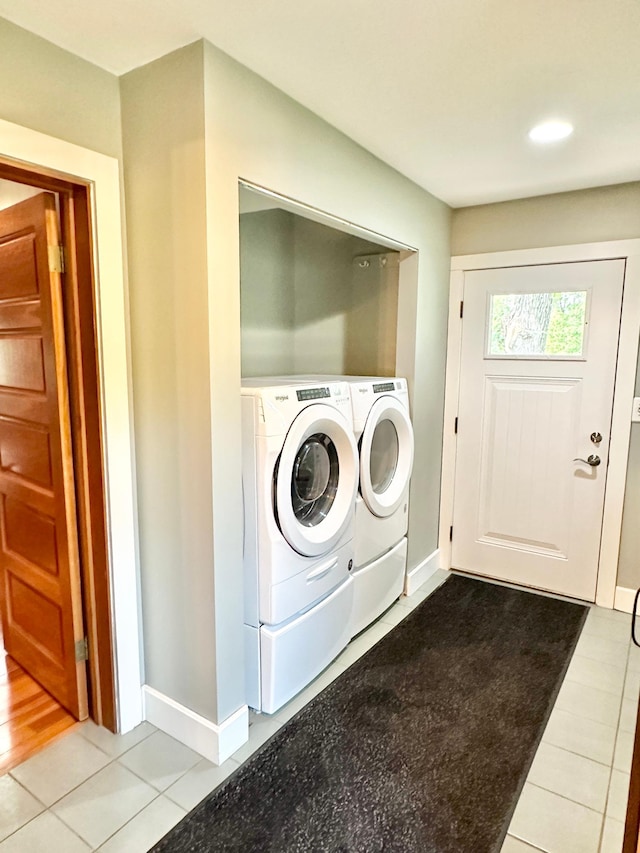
276,404 -> 358,557
359,396 -> 414,518
369,419 -> 399,494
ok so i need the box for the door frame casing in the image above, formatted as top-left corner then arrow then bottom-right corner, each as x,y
0,119 -> 143,730
440,239 -> 640,608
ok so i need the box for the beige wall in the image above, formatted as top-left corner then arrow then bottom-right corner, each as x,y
120,46 -> 220,718
291,218 -> 384,376
345,253 -> 399,378
0,17 -> 121,159
240,208 -> 397,378
293,221 -> 400,377
451,181 -> 640,591
451,182 -> 640,256
240,209 -> 296,377
121,39 -> 450,726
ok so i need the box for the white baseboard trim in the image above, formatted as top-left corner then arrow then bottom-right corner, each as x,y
143,686 -> 249,765
404,548 -> 441,597
614,586 -> 638,615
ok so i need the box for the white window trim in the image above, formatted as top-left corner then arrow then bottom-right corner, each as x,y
0,118 -> 142,730
441,240 -> 640,609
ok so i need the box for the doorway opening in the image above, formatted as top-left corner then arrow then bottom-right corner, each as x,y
0,163 -> 115,773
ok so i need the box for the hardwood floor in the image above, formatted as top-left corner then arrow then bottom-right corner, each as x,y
0,626 -> 77,775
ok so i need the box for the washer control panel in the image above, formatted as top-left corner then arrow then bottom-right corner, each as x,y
296,387 -> 331,402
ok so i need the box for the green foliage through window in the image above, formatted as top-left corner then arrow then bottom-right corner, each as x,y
489,291 -> 587,356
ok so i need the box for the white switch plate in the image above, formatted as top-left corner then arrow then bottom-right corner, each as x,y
633,397 -> 640,423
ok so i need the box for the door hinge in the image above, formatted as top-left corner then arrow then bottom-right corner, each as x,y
48,245 -> 65,274
75,637 -> 89,662
449,525 -> 453,541
454,416 -> 458,434
459,300 -> 464,318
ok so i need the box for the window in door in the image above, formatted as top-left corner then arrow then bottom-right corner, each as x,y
487,290 -> 589,358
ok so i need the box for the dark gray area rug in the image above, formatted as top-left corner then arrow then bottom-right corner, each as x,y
152,574 -> 587,853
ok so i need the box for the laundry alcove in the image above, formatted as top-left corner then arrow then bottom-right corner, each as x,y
239,183 -> 408,378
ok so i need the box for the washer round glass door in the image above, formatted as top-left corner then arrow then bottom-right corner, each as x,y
276,404 -> 358,557
291,433 -> 339,526
359,396 -> 414,518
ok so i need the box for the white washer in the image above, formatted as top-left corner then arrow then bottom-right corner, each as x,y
347,377 -> 414,636
241,378 -> 358,713
271,376 -> 415,636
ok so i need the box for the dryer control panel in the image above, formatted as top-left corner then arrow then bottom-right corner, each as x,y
373,381 -> 396,393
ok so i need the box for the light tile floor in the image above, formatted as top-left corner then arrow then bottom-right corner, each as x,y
504,604 -> 638,853
0,570 -> 636,852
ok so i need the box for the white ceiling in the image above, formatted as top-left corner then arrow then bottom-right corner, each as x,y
2,0 -> 640,207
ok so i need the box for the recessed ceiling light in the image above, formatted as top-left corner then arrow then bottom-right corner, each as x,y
528,120 -> 574,144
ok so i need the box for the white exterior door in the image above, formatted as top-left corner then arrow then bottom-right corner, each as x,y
452,259 -> 625,601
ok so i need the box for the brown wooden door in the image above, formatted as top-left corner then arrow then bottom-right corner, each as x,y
0,192 -> 87,719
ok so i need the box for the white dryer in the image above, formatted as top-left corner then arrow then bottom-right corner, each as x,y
241,378 -> 359,714
345,377 -> 414,635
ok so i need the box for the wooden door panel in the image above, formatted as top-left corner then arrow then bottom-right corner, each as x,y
0,391 -> 47,424
0,193 -> 87,719
8,575 -> 64,655
0,302 -> 41,330
1,554 -> 60,608
0,422 -> 53,488
5,585 -> 68,706
0,337 -> 46,392
0,233 -> 40,299
4,498 -> 58,576
0,478 -> 53,519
